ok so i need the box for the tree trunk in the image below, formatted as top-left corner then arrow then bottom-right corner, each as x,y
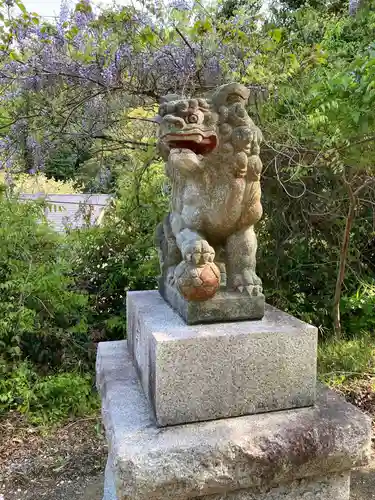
332,174 -> 373,338
21,92 -> 33,173
332,200 -> 355,338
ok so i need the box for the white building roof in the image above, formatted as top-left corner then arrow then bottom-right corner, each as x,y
20,193 -> 113,233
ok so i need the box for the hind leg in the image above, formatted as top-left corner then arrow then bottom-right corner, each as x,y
163,215 -> 182,284
156,215 -> 182,285
226,226 -> 262,296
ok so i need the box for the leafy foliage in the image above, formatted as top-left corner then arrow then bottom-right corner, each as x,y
0,362 -> 98,424
341,285 -> 375,335
0,172 -> 79,194
0,190 -> 91,370
69,157 -> 168,339
0,190 -> 98,422
253,4 -> 375,335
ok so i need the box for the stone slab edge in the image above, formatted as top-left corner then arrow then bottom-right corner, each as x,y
96,340 -> 371,500
103,462 -> 350,500
160,280 -> 265,324
197,472 -> 351,500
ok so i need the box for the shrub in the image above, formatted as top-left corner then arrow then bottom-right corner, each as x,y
69,159 -> 168,340
340,284 -> 375,337
0,362 -> 99,424
258,175 -> 375,336
0,190 -> 91,370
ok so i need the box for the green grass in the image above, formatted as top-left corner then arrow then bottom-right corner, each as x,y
0,362 -> 100,425
318,333 -> 375,388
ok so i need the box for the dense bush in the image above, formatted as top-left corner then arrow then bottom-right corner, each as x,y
258,172 -> 375,335
0,362 -> 98,424
340,285 -> 375,336
0,190 -> 98,422
255,5 -> 375,337
68,159 -> 168,339
0,190 -> 91,370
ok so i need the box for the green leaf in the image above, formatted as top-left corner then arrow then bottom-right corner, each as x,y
16,0 -> 27,14
75,0 -> 92,13
69,26 -> 79,37
269,28 -> 282,43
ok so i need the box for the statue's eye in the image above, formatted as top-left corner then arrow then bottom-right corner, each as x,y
186,114 -> 198,124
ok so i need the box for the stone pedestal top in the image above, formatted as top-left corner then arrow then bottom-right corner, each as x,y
96,340 -> 371,500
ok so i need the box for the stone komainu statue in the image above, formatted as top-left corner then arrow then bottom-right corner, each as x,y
155,83 -> 264,315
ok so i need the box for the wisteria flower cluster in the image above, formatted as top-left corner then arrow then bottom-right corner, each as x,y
0,0 -> 264,177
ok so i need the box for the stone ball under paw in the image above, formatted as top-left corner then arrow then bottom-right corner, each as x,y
175,261 -> 221,301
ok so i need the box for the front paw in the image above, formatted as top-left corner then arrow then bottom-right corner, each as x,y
168,148 -> 202,173
229,269 -> 263,296
181,239 -> 215,266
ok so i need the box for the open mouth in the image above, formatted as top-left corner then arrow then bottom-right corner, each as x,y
163,133 -> 217,156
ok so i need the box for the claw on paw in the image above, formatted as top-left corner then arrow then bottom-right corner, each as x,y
181,239 -> 215,266
230,269 -> 263,296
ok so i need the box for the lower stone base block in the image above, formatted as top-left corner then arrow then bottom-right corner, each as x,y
97,341 -> 371,500
198,473 -> 350,499
103,466 -> 349,500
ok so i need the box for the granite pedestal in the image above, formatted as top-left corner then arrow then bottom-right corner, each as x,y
97,340 -> 371,500
127,291 -> 317,426
97,290 -> 371,500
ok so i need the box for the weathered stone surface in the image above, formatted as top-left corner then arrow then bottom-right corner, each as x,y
127,290 -> 317,425
155,83 -> 265,322
96,340 -> 371,500
160,280 -> 265,324
103,459 -> 349,500
103,454 -> 117,500
198,473 -> 350,499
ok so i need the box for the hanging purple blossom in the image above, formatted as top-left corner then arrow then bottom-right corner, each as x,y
59,0 -> 71,25
169,0 -> 193,11
0,0 -> 261,179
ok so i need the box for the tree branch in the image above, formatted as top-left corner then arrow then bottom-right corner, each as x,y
92,134 -> 154,148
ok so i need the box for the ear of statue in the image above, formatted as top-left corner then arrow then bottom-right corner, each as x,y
156,94 -> 183,124
211,83 -> 250,108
